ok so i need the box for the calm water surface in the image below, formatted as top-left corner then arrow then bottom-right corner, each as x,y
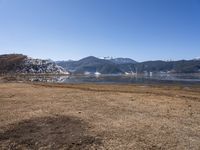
19,73 -> 200,85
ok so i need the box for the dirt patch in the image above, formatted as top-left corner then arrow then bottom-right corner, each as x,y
0,115 -> 102,150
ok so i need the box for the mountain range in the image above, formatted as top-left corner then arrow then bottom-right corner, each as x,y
0,54 -> 200,74
56,56 -> 200,74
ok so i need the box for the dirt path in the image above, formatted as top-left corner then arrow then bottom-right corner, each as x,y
0,83 -> 200,149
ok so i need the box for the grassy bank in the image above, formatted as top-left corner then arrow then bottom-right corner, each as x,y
0,83 -> 200,149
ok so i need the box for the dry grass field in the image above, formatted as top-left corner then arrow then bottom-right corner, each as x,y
0,82 -> 200,149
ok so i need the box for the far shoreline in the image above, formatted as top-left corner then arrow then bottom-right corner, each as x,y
1,73 -> 200,87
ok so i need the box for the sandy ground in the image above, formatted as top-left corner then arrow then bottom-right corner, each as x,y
0,82 -> 200,150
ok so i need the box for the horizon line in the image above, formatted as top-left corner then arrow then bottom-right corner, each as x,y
0,52 -> 199,62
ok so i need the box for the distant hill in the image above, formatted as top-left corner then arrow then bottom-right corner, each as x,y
0,54 -> 69,74
57,56 -> 123,74
109,58 -> 137,64
135,60 -> 200,73
57,56 -> 137,74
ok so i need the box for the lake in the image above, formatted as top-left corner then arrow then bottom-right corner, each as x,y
15,73 -> 200,85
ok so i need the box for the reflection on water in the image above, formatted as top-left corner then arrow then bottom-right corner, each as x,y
16,73 -> 200,84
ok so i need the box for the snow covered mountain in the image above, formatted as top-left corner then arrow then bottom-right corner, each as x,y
0,54 -> 69,74
20,57 -> 69,74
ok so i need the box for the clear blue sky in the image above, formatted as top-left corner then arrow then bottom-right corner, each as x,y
0,0 -> 199,61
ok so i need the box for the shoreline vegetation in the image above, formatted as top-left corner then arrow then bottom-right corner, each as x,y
0,80 -> 200,149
